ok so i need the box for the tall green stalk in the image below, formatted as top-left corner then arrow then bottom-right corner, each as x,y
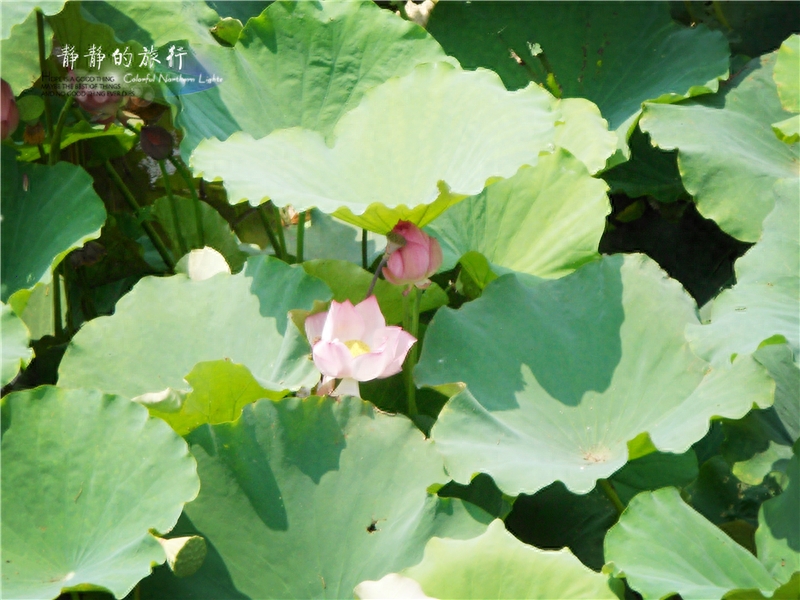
402,287 -> 422,416
361,229 -> 368,269
599,479 -> 625,517
52,266 -> 63,339
258,204 -> 284,260
272,203 -> 288,259
49,96 -> 74,165
296,210 -> 307,263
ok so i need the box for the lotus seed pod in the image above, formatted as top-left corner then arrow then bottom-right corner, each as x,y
155,535 -> 207,578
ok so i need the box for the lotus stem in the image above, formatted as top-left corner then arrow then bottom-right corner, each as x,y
403,286 -> 422,416
362,229 -> 368,269
49,96 -> 74,165
258,204 -> 283,260
52,266 -> 63,339
599,478 -> 625,517
272,203 -> 288,260
296,210 -> 307,263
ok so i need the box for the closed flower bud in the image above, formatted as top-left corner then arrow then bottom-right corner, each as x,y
382,221 -> 443,289
1,79 -> 20,140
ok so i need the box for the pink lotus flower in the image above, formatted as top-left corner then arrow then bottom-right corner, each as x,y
1,79 -> 19,140
305,295 -> 416,397
382,221 -> 443,289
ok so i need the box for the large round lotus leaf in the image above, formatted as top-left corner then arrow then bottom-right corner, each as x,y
357,520 -> 617,599
1,153 -> 107,302
774,34 -> 799,113
426,149 -> 609,279
1,302 -> 32,386
756,449 -> 800,584
192,61 -> 558,233
686,180 -> 799,368
58,256 -> 331,399
604,487 -> 780,600
640,53 -> 798,242
415,254 -> 774,496
180,396 -> 490,599
172,1 -> 454,156
426,2 -> 729,150
1,386 -> 199,599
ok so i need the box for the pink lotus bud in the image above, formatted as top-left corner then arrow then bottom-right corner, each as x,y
304,295 -> 416,397
382,221 -> 443,289
1,79 -> 20,140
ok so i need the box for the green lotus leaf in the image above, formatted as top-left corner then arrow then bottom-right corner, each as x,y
426,149 -> 609,279
180,396 -> 490,599
148,360 -> 282,436
373,520 -> 617,599
1,6 -> 51,95
58,256 -> 331,399
151,195 -> 246,271
553,98 -> 617,175
426,1 -> 729,158
604,487 -> 780,600
301,259 -> 449,326
1,1 -> 64,40
640,53 -> 798,242
1,386 -> 199,599
1,302 -> 33,386
755,343 -> 800,443
174,1 -> 455,156
774,34 -> 800,113
192,61 -> 558,233
686,180 -> 799,368
47,2 -> 150,85
80,1 -> 219,48
416,254 -> 774,495
756,449 -> 800,584
1,152 -> 107,303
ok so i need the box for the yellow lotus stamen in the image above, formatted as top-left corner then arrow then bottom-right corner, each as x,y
344,340 -> 371,357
